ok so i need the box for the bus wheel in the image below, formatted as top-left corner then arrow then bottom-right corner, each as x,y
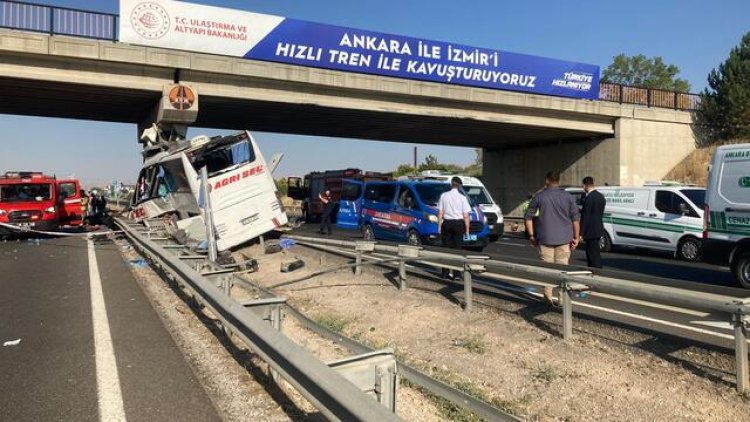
733,251 -> 750,289
599,232 -> 612,253
677,237 -> 701,262
362,225 -> 375,241
407,230 -> 421,246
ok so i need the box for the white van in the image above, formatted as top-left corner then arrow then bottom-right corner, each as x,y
703,143 -> 750,288
409,171 -> 504,240
572,184 -> 705,261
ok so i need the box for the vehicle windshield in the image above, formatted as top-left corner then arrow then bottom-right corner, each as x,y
0,183 -> 53,202
414,183 -> 477,207
463,186 -> 492,205
192,138 -> 256,177
680,189 -> 706,207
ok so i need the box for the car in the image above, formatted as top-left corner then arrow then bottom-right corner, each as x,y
702,143 -> 750,288
337,179 -> 491,250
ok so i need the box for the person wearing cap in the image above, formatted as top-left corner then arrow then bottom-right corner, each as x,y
437,176 -> 471,278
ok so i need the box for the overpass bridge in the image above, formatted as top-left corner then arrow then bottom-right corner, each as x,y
0,1 -> 700,214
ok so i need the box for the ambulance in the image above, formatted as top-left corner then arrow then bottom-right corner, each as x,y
702,143 -> 750,288
129,130 -> 287,251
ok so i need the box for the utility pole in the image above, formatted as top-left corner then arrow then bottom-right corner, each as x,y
413,146 -> 418,168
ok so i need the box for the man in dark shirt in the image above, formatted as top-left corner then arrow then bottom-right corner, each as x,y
580,176 -> 606,269
524,170 -> 580,303
319,189 -> 335,235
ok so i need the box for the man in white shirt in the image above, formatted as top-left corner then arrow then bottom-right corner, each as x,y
437,177 -> 471,277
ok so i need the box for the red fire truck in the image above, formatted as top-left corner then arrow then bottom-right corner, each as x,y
287,168 -> 391,222
0,172 -> 83,236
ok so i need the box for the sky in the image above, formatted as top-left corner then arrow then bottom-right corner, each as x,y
1,0 -> 748,186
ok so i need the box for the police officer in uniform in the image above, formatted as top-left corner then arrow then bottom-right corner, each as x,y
437,177 -> 471,278
318,189 -> 335,235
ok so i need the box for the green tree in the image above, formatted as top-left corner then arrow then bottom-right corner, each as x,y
422,154 -> 441,169
695,32 -> 750,144
462,148 -> 483,177
602,54 -> 691,92
393,164 -> 417,177
275,178 -> 288,196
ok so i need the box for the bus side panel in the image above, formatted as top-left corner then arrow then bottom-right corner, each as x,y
208,138 -> 287,251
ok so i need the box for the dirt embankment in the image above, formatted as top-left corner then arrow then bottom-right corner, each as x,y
240,243 -> 750,422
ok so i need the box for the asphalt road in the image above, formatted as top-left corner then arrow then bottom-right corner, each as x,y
292,223 -> 740,292
0,236 -> 220,422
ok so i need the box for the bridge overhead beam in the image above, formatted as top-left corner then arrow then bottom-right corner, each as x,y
0,30 -> 619,146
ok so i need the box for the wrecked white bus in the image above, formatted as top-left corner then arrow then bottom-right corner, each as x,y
129,130 -> 287,251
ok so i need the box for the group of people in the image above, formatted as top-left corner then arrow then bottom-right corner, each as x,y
85,190 -> 108,224
316,173 -> 607,299
522,171 -> 605,302
434,172 -> 606,302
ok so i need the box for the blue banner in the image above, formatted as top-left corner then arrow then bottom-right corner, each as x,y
246,19 -> 600,100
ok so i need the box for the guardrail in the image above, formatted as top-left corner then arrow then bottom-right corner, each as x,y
115,218 -> 401,422
0,1 -> 700,112
0,0 -> 117,41
285,234 -> 750,393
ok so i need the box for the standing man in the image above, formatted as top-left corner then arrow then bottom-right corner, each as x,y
437,177 -> 472,278
318,189 -> 335,235
580,176 -> 606,269
524,171 -> 580,303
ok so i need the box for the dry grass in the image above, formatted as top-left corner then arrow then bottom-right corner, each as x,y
665,140 -> 749,186
663,146 -> 714,186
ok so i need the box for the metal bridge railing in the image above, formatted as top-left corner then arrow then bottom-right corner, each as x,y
0,0 -> 117,41
0,1 -> 700,111
599,81 -> 701,111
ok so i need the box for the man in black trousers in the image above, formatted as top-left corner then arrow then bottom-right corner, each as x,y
580,176 -> 606,269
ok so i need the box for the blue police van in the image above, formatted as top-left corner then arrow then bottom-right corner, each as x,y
336,179 -> 490,250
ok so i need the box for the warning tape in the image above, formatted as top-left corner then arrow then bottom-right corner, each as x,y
0,222 -> 120,238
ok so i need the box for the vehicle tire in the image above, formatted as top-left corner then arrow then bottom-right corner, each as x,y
407,229 -> 421,246
362,224 -> 375,241
489,235 -> 500,242
677,236 -> 701,262
599,232 -> 612,253
732,251 -> 750,289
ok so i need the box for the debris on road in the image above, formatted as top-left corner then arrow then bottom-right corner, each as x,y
128,258 -> 148,268
280,259 -> 305,273
3,339 -> 21,347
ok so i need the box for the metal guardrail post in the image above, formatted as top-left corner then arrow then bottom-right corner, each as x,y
463,264 -> 473,313
562,286 -> 573,339
734,313 -> 749,394
355,241 -> 375,276
397,245 -> 420,290
560,272 -> 591,341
